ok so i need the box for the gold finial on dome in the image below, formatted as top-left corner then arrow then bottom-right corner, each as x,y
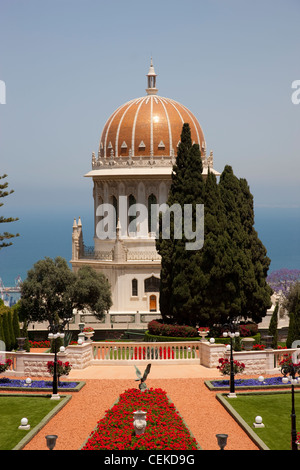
146,58 -> 158,95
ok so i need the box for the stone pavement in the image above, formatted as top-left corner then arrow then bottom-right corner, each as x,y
68,364 -> 220,380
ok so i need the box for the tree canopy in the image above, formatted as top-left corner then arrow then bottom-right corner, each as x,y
156,123 -> 205,325
0,174 -> 19,249
19,257 -> 112,326
284,281 -> 300,347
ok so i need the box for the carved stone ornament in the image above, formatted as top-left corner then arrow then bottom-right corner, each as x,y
133,410 -> 147,435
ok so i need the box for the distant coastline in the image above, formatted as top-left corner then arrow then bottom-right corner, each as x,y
0,205 -> 299,288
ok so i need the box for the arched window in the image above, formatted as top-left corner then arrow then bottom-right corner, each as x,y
132,279 -> 138,297
112,195 -> 118,231
148,193 -> 157,233
128,194 -> 136,234
144,276 -> 160,293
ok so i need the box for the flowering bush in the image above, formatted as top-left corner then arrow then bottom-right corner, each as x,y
148,320 -> 198,338
253,343 -> 265,351
279,354 -> 294,367
83,327 -> 94,332
239,324 -> 258,337
82,388 -> 199,450
47,360 -> 72,381
0,378 -> 79,389
0,359 -> 13,374
217,357 -> 245,376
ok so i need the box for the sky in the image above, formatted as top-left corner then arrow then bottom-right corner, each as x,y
0,0 -> 300,283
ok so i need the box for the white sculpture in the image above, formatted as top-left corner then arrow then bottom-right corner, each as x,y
133,410 -> 147,435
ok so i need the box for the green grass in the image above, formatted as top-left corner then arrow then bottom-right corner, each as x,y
0,394 -> 69,450
222,391 -> 300,450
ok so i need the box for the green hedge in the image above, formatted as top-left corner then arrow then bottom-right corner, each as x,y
144,331 -> 200,342
214,333 -> 261,346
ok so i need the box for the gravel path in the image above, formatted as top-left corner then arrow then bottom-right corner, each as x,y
21,376 -> 259,451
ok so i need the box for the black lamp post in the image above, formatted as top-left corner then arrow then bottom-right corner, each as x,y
222,320 -> 240,397
48,318 -> 69,399
45,434 -> 58,450
281,361 -> 300,451
216,433 -> 228,450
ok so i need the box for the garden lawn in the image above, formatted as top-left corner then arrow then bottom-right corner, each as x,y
0,395 -> 65,450
223,391 -> 300,450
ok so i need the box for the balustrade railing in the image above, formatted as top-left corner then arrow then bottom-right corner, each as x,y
91,341 -> 200,364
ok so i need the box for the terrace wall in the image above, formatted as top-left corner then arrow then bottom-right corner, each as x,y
1,341 -> 299,377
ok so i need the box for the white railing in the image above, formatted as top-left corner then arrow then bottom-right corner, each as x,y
91,341 -> 201,365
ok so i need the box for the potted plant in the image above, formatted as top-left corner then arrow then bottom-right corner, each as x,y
47,360 -> 72,385
0,358 -> 13,375
217,357 -> 245,376
198,327 -> 209,341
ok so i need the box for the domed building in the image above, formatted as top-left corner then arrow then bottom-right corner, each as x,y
71,60 -> 220,329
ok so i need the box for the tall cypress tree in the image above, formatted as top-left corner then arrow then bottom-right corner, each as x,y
156,123 -> 205,325
198,170 -> 238,326
238,177 -> 272,321
12,305 -> 21,349
219,165 -> 271,323
268,301 -> 278,349
2,312 -> 12,351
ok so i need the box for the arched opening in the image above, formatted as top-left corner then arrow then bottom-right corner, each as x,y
132,278 -> 138,297
112,195 -> 118,231
144,276 -> 160,293
128,194 -> 137,234
148,193 -> 157,233
149,295 -> 157,312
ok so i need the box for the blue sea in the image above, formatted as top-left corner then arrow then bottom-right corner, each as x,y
0,206 -> 299,289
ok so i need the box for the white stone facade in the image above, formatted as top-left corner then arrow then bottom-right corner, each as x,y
71,61 -> 220,320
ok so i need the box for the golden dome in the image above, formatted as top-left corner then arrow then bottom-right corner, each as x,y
98,61 -> 206,159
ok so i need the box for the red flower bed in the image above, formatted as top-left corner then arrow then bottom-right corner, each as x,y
29,340 -> 51,349
82,388 -> 199,450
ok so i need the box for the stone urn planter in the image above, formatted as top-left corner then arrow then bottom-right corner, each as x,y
84,332 -> 94,342
198,328 -> 209,342
241,337 -> 255,351
83,328 -> 94,342
16,337 -> 27,351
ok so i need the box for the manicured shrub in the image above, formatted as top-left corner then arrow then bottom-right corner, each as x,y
147,320 -> 198,338
239,323 -> 258,337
